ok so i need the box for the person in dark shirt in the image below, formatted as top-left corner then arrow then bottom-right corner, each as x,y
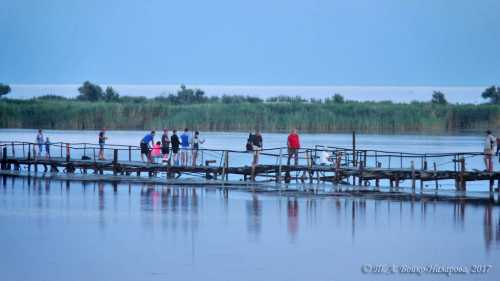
45,137 -> 51,159
98,129 -> 107,160
161,128 -> 170,163
170,130 -> 180,166
246,132 -> 255,152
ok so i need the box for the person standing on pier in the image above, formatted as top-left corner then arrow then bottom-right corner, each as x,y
36,129 -> 44,157
484,130 -> 496,172
246,132 -> 254,152
45,137 -> 51,159
98,129 -> 107,160
140,130 -> 155,162
180,128 -> 190,166
287,129 -> 300,166
171,130 -> 180,166
151,141 -> 162,163
496,136 -> 500,156
191,131 -> 205,166
252,130 -> 263,166
161,128 -> 170,164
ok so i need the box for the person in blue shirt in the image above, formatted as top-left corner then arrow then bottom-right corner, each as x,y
140,130 -> 155,162
45,137 -> 51,159
180,128 -> 190,166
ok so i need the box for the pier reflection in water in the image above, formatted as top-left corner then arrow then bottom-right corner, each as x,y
0,175 -> 499,281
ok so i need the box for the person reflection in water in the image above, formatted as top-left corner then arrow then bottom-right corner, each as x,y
98,182 -> 105,210
246,194 -> 262,237
484,206 -> 494,250
287,197 -> 299,240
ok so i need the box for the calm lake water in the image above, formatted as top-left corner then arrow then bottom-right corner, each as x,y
0,177 -> 499,281
1,129 -> 499,281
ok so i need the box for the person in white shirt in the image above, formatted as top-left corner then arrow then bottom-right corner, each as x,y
35,129 -> 44,157
484,130 -> 496,172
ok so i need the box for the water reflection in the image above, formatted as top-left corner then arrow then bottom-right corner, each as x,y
484,206 -> 500,251
0,175 -> 500,252
287,197 -> 299,240
246,194 -> 262,238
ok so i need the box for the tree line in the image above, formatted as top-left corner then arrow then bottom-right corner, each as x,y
2,81 -> 500,105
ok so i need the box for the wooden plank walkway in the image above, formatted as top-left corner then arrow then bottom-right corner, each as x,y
2,155 -> 500,191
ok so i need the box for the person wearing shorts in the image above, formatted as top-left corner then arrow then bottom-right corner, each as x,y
98,129 -> 107,160
36,129 -> 44,158
140,131 -> 155,162
45,137 -> 51,159
170,130 -> 180,166
484,130 -> 496,172
191,131 -> 205,166
161,128 -> 170,163
252,130 -> 263,166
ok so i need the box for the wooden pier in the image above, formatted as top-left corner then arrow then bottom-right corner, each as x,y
1,141 -> 500,194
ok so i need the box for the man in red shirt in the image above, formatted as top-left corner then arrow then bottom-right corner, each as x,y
287,129 -> 300,165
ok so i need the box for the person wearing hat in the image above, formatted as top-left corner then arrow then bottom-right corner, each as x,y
484,130 -> 496,172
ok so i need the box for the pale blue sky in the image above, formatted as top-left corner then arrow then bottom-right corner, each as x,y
1,0 -> 499,86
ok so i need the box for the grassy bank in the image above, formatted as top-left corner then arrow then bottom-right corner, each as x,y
0,99 -> 499,133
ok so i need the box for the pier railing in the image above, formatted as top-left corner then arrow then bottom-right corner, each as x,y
0,140 -> 487,172
1,140 -> 498,192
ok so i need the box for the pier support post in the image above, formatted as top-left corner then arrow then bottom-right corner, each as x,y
307,150 -> 313,184
411,161 -> 416,190
358,161 -> 364,186
168,160 -> 174,179
352,131 -> 356,167
433,162 -> 438,190
112,149 -> 118,175
222,151 -> 229,181
334,152 -> 341,183
66,143 -> 70,162
277,148 -> 282,183
458,158 -> 466,191
27,143 -> 32,170
1,147 -> 7,170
